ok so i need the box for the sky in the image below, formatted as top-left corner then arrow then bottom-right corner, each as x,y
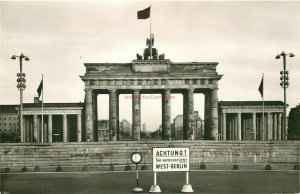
1,1 -> 300,131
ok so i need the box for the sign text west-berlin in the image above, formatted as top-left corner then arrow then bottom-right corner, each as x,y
153,147 -> 189,172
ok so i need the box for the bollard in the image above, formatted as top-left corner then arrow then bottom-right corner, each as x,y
35,148 -> 40,172
265,164 -> 271,170
21,167 -> 28,172
109,164 -> 115,171
34,166 -> 40,172
200,162 -> 206,170
232,164 -> 239,170
56,166 -> 62,172
125,165 -> 132,171
82,165 -> 88,171
4,168 -> 10,173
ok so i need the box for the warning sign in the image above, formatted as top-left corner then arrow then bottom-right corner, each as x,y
153,147 -> 189,172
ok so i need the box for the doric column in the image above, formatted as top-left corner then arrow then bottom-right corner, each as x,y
204,91 -> 211,139
278,113 -> 282,140
132,90 -> 141,141
63,114 -> 67,142
235,115 -> 238,140
210,89 -> 218,140
252,113 -> 256,140
162,89 -> 171,140
84,88 -> 94,142
237,113 -> 242,141
266,112 -> 271,140
229,117 -> 232,140
109,89 -> 117,141
33,114 -> 37,142
187,89 -> 195,140
92,91 -> 98,141
77,114 -> 82,142
48,115 -> 52,143
260,114 -> 263,140
273,113 -> 277,140
116,93 -> 120,141
183,92 -> 188,140
20,115 -> 24,142
222,113 -> 226,140
262,114 -> 266,140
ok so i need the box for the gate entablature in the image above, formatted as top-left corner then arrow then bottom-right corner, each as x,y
81,61 -> 222,90
80,59 -> 222,142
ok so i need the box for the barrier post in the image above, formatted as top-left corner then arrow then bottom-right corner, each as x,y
149,172 -> 161,193
181,171 -> 193,192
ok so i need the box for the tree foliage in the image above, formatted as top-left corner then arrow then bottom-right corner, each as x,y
288,105 -> 300,140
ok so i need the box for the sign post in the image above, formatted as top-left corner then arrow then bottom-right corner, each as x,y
131,152 -> 143,193
150,147 -> 193,193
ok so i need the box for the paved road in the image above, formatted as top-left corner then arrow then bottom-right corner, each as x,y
0,170 -> 299,193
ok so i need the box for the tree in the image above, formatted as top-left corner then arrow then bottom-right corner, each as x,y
288,104 -> 300,140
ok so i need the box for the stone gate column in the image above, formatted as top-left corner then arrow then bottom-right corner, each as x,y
234,115 -> 238,140
162,89 -> 171,140
183,92 -> 187,140
267,112 -> 271,140
116,93 -> 120,141
252,113 -> 256,140
33,114 -> 37,142
222,113 -> 226,140
84,88 -> 94,142
132,90 -> 141,141
48,114 -> 52,143
229,117 -> 232,140
63,114 -> 67,142
204,91 -> 211,139
92,91 -> 98,141
278,113 -> 282,140
188,89 -> 195,140
210,89 -> 218,140
109,89 -> 117,141
77,114 -> 82,142
273,113 -> 278,140
183,89 -> 195,140
237,113 -> 242,141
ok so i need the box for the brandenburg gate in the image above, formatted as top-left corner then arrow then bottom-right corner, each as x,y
80,37 -> 223,142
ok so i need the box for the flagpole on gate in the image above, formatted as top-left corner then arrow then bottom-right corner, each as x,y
137,6 -> 152,59
150,5 -> 152,36
149,5 -> 152,60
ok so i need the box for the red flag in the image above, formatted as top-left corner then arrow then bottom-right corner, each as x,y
137,6 -> 150,19
258,77 -> 263,97
37,80 -> 43,98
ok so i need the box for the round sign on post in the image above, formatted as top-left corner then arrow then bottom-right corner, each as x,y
131,152 -> 143,193
131,152 -> 142,164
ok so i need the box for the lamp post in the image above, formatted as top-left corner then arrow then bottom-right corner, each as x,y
11,53 -> 30,143
275,51 -> 294,140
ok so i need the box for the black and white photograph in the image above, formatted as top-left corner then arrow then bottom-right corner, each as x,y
0,1 -> 299,193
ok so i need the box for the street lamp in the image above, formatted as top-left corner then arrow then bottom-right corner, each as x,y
275,51 -> 294,140
11,53 -> 30,143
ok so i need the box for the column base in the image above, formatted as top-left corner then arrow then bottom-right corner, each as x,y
133,187 -> 143,193
181,184 -> 194,193
149,185 -> 161,193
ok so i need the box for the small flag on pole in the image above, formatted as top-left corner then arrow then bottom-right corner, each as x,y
137,6 -> 151,19
37,79 -> 43,98
258,76 -> 263,97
